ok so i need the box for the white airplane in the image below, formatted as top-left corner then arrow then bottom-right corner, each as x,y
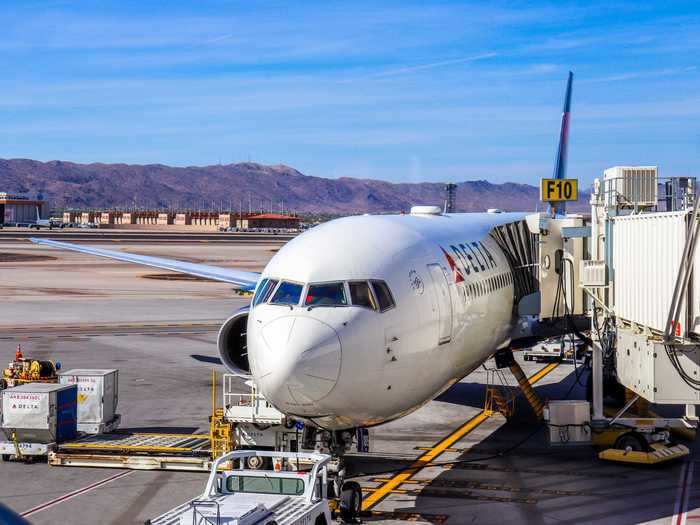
29,206 -> 61,229
32,209 -> 524,431
31,72 -> 575,450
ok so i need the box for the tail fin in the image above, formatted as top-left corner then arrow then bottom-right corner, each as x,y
550,71 -> 573,216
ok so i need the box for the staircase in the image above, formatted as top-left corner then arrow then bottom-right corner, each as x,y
484,368 -> 515,418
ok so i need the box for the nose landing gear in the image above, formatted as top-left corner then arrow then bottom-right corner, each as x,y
302,427 -> 362,523
340,481 -> 362,523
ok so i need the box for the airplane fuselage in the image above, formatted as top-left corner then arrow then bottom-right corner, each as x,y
246,211 -> 524,430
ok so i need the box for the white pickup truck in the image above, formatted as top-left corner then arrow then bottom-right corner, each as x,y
524,337 -> 584,363
145,450 -> 360,525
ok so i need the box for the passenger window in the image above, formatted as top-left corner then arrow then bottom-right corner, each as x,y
370,281 -> 395,312
270,281 -> 303,305
253,278 -> 278,307
306,282 -> 347,306
349,281 -> 377,310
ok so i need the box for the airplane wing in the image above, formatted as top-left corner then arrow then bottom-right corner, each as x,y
30,238 -> 260,290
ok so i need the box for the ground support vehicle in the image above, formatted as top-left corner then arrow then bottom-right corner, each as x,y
524,337 -> 584,362
145,450 -> 360,525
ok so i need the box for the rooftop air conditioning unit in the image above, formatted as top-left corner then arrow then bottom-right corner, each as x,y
603,166 -> 658,208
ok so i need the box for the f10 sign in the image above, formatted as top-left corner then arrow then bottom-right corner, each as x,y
540,178 -> 578,202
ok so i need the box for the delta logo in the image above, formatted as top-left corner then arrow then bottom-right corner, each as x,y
441,247 -> 465,283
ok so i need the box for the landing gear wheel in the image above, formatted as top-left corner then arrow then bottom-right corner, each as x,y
614,432 -> 649,452
340,481 -> 362,523
245,455 -> 265,470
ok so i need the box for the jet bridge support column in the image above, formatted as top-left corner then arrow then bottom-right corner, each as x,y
589,179 -> 606,424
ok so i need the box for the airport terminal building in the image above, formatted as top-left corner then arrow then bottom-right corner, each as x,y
0,193 -> 45,225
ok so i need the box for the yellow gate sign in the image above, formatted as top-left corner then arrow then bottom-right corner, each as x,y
540,178 -> 578,202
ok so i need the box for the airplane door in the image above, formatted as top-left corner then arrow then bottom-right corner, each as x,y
427,263 -> 452,345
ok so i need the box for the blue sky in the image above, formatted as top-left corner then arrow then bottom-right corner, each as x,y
1,1 -> 699,187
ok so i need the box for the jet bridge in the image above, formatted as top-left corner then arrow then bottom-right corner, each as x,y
492,167 -> 699,462
490,211 -> 587,346
534,166 -> 700,462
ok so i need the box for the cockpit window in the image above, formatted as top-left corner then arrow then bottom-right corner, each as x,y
270,281 -> 303,305
349,281 -> 377,310
252,278 -> 278,307
305,282 -> 347,306
370,280 -> 395,312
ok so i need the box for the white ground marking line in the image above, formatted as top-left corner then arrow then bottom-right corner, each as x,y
672,462 -> 688,524
20,470 -> 133,518
672,461 -> 694,525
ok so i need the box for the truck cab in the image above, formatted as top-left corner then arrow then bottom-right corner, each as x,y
146,450 -> 350,525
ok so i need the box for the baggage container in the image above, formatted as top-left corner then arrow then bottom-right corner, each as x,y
58,369 -> 118,433
1,383 -> 77,443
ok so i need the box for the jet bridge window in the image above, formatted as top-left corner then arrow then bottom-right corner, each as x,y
305,282 -> 347,306
252,278 -> 278,307
349,281 -> 377,310
370,280 -> 395,312
270,281 -> 304,305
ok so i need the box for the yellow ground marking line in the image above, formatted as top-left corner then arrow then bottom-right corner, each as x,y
362,487 -> 409,494
361,361 -> 559,511
372,478 -> 422,484
361,410 -> 490,510
415,446 -> 462,452
526,361 -> 559,385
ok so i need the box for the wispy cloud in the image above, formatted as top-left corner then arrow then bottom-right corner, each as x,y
369,53 -> 498,78
583,66 -> 698,84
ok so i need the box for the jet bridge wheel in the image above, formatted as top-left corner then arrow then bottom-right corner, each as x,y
613,431 -> 649,452
340,481 -> 362,522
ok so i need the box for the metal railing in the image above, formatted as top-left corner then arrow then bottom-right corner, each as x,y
190,500 -> 221,525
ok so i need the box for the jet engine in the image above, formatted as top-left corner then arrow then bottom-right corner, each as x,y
217,307 -> 252,377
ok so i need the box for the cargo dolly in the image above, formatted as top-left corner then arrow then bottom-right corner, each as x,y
49,432 -> 214,471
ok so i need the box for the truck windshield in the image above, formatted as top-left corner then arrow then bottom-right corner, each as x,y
226,475 -> 305,496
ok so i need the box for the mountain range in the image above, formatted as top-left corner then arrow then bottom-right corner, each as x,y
0,158 -> 588,214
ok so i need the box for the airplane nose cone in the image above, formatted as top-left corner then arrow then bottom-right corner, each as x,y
254,316 -> 341,406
